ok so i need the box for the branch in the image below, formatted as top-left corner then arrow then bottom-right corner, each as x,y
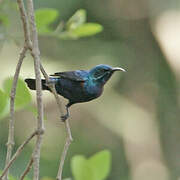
20,157 -> 34,180
39,64 -> 73,180
3,45 -> 27,180
47,83 -> 73,180
0,131 -> 38,179
2,0 -> 44,180
26,1 -> 45,180
6,1 -> 72,180
17,0 -> 32,47
3,0 -> 33,179
17,0 -> 73,178
56,119 -> 73,180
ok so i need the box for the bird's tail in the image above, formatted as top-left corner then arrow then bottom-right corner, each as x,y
25,78 -> 50,91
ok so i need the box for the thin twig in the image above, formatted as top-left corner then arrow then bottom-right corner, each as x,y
8,1 -> 72,180
20,157 -> 34,180
0,131 -> 38,179
39,65 -> 73,180
18,0 -> 73,177
56,119 -> 73,180
49,85 -> 73,180
17,0 -> 32,47
2,0 -> 44,180
27,1 -> 45,180
3,0 -> 32,179
3,45 -> 27,180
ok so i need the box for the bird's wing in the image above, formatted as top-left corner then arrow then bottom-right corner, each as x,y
50,70 -> 86,82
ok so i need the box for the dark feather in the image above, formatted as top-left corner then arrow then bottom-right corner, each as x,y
25,78 -> 49,90
50,71 -> 86,82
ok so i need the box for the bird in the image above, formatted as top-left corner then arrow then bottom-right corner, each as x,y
25,64 -> 125,121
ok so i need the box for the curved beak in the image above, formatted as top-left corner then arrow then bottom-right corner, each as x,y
112,67 -> 126,72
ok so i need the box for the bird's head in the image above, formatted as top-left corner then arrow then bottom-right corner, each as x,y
89,64 -> 125,86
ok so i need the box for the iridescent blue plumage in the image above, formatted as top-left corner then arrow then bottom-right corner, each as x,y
25,64 -> 125,121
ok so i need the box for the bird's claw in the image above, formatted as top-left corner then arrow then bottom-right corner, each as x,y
61,114 -> 69,122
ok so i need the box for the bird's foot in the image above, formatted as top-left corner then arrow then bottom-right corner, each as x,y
61,114 -> 69,122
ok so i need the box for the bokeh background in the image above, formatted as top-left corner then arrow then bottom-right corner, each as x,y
0,0 -> 180,179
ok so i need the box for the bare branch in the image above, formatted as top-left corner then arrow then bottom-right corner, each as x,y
2,0 -> 33,179
0,131 -> 38,179
20,157 -> 34,180
56,119 -> 73,180
2,0 -> 45,180
39,65 -> 73,180
17,0 -> 32,47
27,0 -> 45,180
48,85 -> 73,180
4,0 -> 72,180
3,45 -> 27,180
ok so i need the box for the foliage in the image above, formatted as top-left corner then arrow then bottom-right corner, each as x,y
0,8 -> 104,118
0,150 -> 111,180
35,8 -> 103,39
35,8 -> 59,34
0,5 -> 103,50
3,78 -> 32,110
71,150 -> 111,180
0,77 -> 32,120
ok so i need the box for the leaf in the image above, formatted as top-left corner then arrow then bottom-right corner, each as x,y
35,8 -> 59,34
0,89 -> 9,119
87,150 -> 111,180
71,23 -> 103,38
66,9 -> 86,31
3,78 -> 32,110
71,155 -> 93,180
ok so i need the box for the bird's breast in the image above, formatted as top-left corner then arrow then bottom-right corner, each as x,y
84,81 -> 103,99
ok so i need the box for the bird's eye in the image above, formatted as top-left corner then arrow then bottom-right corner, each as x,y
94,69 -> 107,78
100,69 -> 109,73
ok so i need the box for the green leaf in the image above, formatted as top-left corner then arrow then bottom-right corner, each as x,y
0,89 -> 9,119
35,8 -> 59,34
66,9 -> 86,31
3,78 -> 32,110
71,23 -> 103,38
87,150 -> 111,180
71,155 -> 93,180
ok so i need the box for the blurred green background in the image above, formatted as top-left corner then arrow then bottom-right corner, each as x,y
0,0 -> 180,179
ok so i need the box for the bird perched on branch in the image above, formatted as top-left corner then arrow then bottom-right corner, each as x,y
25,64 -> 125,121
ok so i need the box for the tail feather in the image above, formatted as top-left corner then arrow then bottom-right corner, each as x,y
25,78 -> 49,90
